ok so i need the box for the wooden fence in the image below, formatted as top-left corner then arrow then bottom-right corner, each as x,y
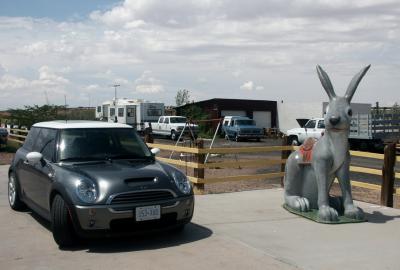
148,139 -> 400,207
5,129 -> 400,207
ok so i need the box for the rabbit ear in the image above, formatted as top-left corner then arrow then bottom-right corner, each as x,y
316,65 -> 336,100
345,65 -> 371,102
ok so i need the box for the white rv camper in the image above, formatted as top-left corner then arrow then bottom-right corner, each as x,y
95,98 -> 164,131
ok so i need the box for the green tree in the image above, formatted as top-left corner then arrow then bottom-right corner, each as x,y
175,89 -> 190,107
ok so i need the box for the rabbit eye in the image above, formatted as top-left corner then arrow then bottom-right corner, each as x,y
347,109 -> 353,116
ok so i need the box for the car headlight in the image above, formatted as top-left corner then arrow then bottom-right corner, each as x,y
75,178 -> 98,203
171,170 -> 191,195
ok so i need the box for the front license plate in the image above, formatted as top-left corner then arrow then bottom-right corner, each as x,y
135,205 -> 161,221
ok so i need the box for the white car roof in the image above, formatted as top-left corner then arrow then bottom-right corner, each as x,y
33,121 -> 132,129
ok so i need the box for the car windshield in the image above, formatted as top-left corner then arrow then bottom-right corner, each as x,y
58,128 -> 152,162
170,117 -> 187,123
235,120 -> 254,125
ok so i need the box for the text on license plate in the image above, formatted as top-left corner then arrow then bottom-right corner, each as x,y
135,205 -> 161,221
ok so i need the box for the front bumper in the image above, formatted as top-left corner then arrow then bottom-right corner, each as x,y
72,195 -> 194,235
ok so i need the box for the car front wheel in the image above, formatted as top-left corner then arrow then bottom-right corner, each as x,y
51,195 -> 77,248
8,172 -> 26,211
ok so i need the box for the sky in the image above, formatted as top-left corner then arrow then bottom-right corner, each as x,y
0,0 -> 399,110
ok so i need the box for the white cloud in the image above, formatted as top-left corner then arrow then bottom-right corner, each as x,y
32,66 -> 69,87
1,0 -> 400,109
240,81 -> 254,91
134,71 -> 165,93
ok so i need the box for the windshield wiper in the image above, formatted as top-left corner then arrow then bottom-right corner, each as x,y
107,154 -> 152,160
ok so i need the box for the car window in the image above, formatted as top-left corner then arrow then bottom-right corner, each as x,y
159,117 -> 164,123
170,117 -> 186,123
58,128 -> 152,161
317,120 -> 325,129
223,120 -> 229,126
231,121 -> 234,126
118,108 -> 124,117
34,128 -> 58,161
236,120 -> 254,125
164,118 -> 169,124
304,120 -> 316,129
23,127 -> 40,152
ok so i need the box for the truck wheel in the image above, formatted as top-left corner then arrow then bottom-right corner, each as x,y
171,130 -> 177,140
51,195 -> 77,248
288,136 -> 299,146
8,172 -> 26,211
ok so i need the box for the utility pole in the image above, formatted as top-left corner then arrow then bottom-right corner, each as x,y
110,84 -> 120,123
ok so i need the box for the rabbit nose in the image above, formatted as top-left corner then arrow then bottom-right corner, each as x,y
329,116 -> 340,125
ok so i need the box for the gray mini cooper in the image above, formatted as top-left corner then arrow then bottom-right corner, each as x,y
8,121 -> 194,247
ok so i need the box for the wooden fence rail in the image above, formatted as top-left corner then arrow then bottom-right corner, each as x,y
148,138 -> 399,206
4,129 -> 399,207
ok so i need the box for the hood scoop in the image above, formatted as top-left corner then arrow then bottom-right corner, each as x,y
124,177 -> 158,185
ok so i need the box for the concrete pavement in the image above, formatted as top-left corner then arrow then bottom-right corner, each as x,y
1,165 -> 399,270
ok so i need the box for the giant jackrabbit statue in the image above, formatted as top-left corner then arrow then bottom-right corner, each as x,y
284,65 -> 370,222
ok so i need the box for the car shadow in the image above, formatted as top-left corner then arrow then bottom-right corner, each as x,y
80,223 -> 213,253
365,211 -> 400,224
27,211 -> 213,253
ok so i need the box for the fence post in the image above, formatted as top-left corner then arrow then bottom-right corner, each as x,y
380,143 -> 396,207
193,139 -> 205,195
143,123 -> 154,144
280,135 -> 291,187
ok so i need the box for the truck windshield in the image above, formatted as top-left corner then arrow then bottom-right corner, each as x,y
58,128 -> 152,161
304,120 -> 316,129
236,120 -> 254,125
170,117 -> 187,123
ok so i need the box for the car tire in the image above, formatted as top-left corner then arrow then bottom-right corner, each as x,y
51,195 -> 77,248
8,172 -> 26,211
171,130 -> 177,141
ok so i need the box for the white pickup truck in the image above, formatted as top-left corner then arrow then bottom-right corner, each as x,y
152,116 -> 199,140
286,118 -> 325,145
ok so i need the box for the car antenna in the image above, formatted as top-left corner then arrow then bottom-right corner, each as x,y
64,95 -> 68,123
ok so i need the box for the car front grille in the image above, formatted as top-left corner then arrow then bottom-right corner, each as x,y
109,190 -> 175,205
241,128 -> 261,134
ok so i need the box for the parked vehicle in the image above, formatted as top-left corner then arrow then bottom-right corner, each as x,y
152,116 -> 199,140
222,116 -> 264,141
0,128 -> 8,147
8,121 -> 194,247
95,98 -> 164,132
286,118 -> 325,145
286,103 -> 400,151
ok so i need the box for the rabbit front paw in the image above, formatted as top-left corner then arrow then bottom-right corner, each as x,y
292,197 -> 310,212
317,205 -> 339,222
344,205 -> 364,220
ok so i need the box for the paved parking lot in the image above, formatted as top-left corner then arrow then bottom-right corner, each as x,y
1,165 -> 400,270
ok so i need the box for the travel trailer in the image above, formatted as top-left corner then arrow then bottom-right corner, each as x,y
95,98 -> 164,132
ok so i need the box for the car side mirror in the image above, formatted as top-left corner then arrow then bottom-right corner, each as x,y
26,152 -> 43,165
151,148 -> 160,156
